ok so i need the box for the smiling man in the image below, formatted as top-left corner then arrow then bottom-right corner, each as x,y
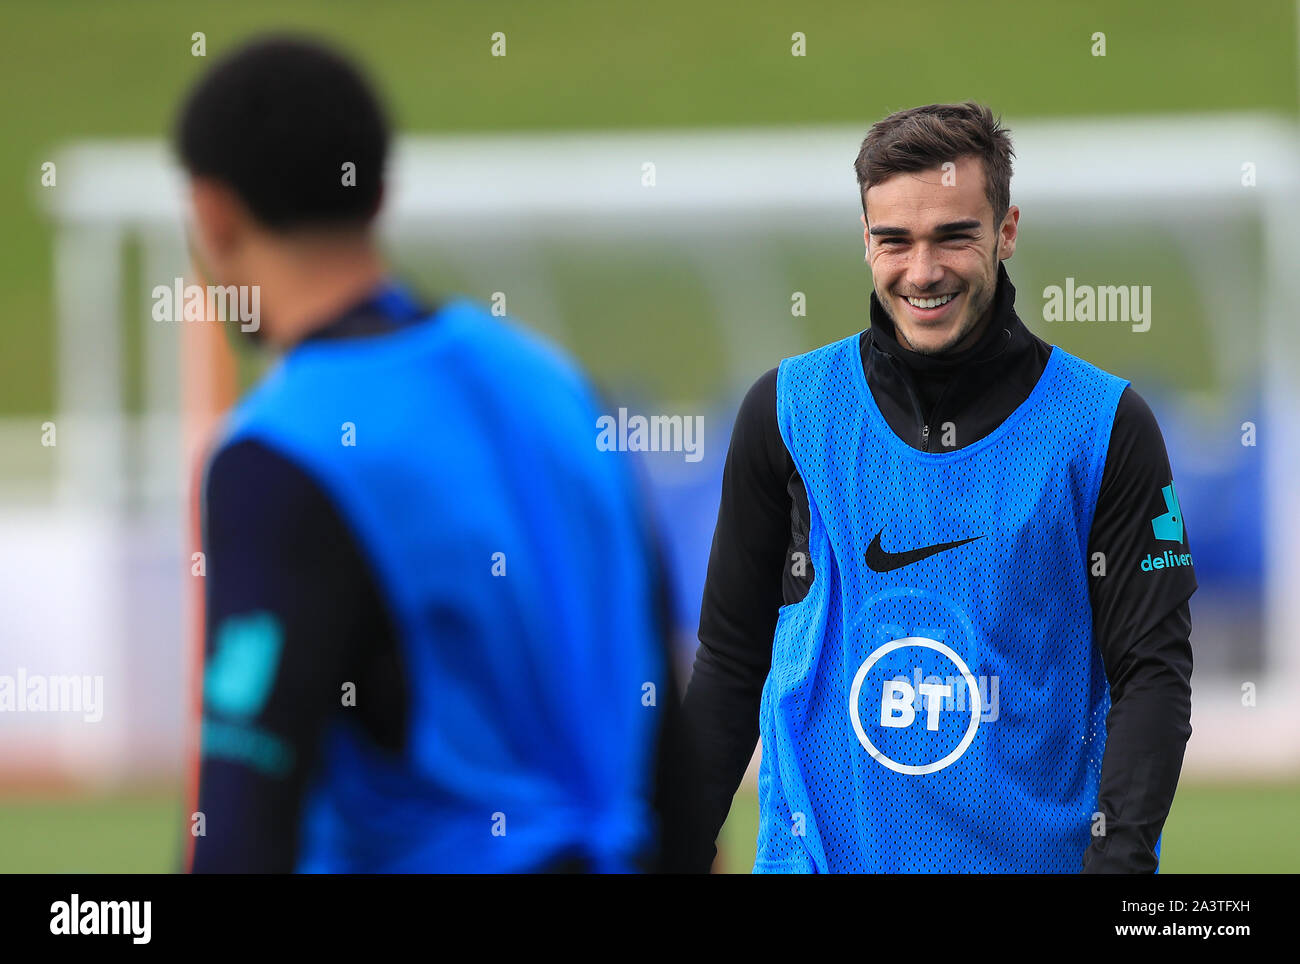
682,102 -> 1196,873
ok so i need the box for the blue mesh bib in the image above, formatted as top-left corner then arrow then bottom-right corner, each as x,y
759,331 -> 1129,873
217,300 -> 665,872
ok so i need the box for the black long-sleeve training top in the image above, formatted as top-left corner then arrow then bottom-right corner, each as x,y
681,262 -> 1196,874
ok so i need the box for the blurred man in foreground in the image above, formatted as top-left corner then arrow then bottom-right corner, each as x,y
179,36 -> 684,872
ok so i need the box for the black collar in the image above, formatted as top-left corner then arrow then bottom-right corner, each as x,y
301,280 -> 433,345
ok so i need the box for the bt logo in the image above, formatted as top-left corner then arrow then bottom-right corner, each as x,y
849,636 -> 982,775
880,678 -> 951,731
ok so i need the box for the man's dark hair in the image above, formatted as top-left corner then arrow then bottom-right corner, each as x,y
176,35 -> 389,232
853,101 -> 1015,227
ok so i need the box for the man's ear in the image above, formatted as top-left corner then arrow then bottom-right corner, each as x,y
997,205 -> 1020,261
860,213 -> 870,261
188,178 -> 246,271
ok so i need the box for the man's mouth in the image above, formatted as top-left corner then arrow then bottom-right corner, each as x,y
898,290 -> 961,322
903,293 -> 956,309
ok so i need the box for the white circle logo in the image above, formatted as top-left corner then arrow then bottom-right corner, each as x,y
848,636 -> 982,775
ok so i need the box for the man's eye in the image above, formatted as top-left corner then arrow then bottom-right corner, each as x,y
941,234 -> 974,242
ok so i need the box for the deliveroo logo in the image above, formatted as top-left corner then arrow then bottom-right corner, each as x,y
1150,482 -> 1184,543
1140,481 -> 1193,573
204,612 -> 283,718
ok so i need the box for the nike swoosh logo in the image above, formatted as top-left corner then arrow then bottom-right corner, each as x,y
864,530 -> 984,573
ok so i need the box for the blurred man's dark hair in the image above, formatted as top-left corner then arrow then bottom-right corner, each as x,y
175,35 -> 389,231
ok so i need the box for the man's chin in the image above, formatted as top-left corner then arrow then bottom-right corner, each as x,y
894,318 -> 970,356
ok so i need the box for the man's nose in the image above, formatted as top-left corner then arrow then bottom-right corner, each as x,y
905,246 -> 945,291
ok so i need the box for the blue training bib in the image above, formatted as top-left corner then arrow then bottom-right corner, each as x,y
214,298 -> 666,873
759,331 -> 1130,873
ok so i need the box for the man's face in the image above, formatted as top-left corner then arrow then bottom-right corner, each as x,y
863,156 -> 1018,355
